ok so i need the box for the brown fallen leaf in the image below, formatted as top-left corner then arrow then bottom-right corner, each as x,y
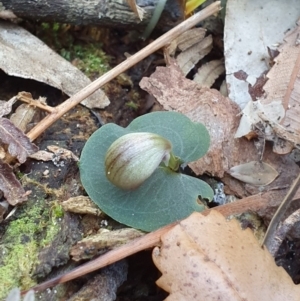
193,59 -> 225,88
228,161 -> 279,186
167,28 -> 207,56
0,160 -> 27,205
0,118 -> 38,163
176,35 -> 213,75
140,63 -> 257,178
140,63 -> 299,196
10,104 -> 37,133
153,210 -> 300,301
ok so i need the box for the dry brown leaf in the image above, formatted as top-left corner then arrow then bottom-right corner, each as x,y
140,64 -> 300,196
0,118 -> 38,163
10,104 -> 36,132
167,28 -> 207,56
153,210 -> 300,301
176,35 -> 213,75
0,160 -> 27,205
193,59 -> 225,88
228,161 -> 279,186
140,64 -> 257,178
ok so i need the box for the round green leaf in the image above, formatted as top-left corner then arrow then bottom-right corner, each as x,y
79,112 -> 213,231
128,111 -> 210,162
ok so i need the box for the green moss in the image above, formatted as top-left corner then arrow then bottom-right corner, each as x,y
51,202 -> 64,219
34,23 -> 111,78
61,43 -> 110,77
0,242 -> 37,295
125,100 -> 139,110
0,199 -> 61,299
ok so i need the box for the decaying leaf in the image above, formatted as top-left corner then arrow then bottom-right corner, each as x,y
126,0 -> 145,20
235,99 -> 285,139
236,20 -> 300,154
140,63 -> 257,178
0,118 -> 38,163
0,21 -> 110,109
153,210 -> 300,301
224,0 -> 300,109
193,59 -> 225,88
71,228 -> 144,261
176,35 -> 213,75
10,104 -> 37,132
0,96 -> 17,118
228,161 -> 278,186
61,196 -> 101,216
167,28 -> 207,56
0,160 -> 27,205
140,64 -> 300,196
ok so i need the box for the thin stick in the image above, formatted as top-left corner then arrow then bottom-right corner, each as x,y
26,186 -> 300,294
262,172 -> 300,248
27,1 -> 221,142
17,93 -> 54,113
27,222 -> 176,293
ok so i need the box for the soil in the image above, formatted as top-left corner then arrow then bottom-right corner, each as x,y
0,22 -> 168,301
1,15 -> 300,301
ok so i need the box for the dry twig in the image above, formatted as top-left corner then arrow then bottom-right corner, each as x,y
26,1 -> 221,142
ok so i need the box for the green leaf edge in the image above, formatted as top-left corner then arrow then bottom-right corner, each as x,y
80,112 -> 213,231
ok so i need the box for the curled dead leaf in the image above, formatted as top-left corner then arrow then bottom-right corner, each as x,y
176,35 -> 213,75
10,104 -> 36,132
193,59 -> 225,88
167,28 -> 207,56
0,160 -> 27,205
0,118 -> 38,163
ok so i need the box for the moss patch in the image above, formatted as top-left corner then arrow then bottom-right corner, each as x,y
0,198 -> 61,299
32,23 -> 111,79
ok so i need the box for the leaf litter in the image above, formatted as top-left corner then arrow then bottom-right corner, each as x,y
0,20 -> 110,109
236,19 -> 300,155
139,62 -> 299,196
153,210 -> 300,301
2,2 -> 300,299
